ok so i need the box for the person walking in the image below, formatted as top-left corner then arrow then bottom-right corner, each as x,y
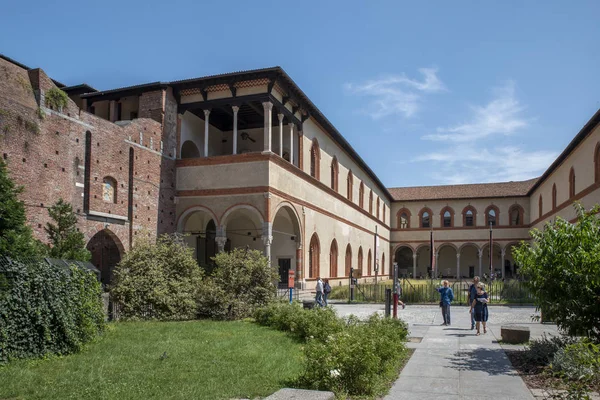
436,280 -> 454,326
468,276 -> 480,330
470,283 -> 489,335
315,277 -> 325,307
323,278 -> 332,306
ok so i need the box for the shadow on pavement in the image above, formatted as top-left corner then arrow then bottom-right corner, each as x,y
448,348 -> 518,376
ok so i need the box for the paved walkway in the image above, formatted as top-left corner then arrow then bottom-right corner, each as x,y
331,304 -> 559,400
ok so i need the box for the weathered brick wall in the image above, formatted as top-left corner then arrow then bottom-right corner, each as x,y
0,57 -> 177,257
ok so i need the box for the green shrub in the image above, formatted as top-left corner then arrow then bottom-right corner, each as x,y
197,248 -> 278,320
45,87 -> 69,110
111,233 -> 203,320
552,340 -> 600,381
525,334 -> 578,366
0,259 -> 105,363
255,303 -> 409,397
298,314 -> 408,396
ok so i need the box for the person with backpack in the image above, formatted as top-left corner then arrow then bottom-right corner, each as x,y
436,280 -> 454,326
315,277 -> 325,307
468,276 -> 480,330
323,279 -> 332,306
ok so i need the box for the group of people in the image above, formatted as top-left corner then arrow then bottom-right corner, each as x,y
436,276 -> 489,335
314,277 -> 332,307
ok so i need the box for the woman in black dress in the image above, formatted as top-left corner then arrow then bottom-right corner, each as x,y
470,283 -> 489,335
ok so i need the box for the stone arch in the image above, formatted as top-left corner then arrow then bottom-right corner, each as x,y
436,243 -> 458,278
508,204 -> 525,226
177,205 -> 219,232
221,204 -> 264,253
396,208 -> 412,229
440,206 -> 455,228
394,245 -> 413,277
458,242 -> 480,279
369,190 -> 373,214
345,244 -> 352,277
381,253 -> 385,276
273,201 -> 303,240
484,205 -> 499,227
308,233 -> 320,279
329,239 -> 338,278
347,170 -> 353,201
482,241 -> 503,277
220,204 -> 265,230
357,246 -> 364,275
595,142 -> 600,183
86,229 -> 124,286
310,138 -> 320,179
359,181 -> 365,208
552,183 -> 557,209
569,167 -> 576,198
503,241 -> 523,278
367,248 -> 372,276
272,203 -> 303,287
330,156 -> 339,192
538,194 -> 543,219
181,140 -> 200,159
418,207 -> 433,228
462,205 -> 477,227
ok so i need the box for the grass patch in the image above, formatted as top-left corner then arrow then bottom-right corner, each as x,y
0,320 -> 303,400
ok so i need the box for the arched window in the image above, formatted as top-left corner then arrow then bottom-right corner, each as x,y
462,206 -> 476,227
381,253 -> 385,276
309,233 -> 320,278
509,205 -> 524,226
329,239 -> 338,278
369,190 -> 373,214
419,208 -> 432,228
397,208 -> 411,229
347,171 -> 353,201
181,140 -> 200,159
102,177 -> 117,203
595,143 -> 600,183
569,167 -> 576,198
367,249 -> 372,275
440,206 -> 454,228
485,206 -> 499,227
552,184 -> 557,209
538,195 -> 543,219
359,182 -> 365,208
358,247 -> 363,275
383,205 -> 386,222
310,139 -> 320,179
345,244 -> 352,277
330,157 -> 338,191
376,197 -> 380,219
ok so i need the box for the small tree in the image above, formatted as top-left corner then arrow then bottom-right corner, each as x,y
197,248 -> 279,320
45,198 -> 90,261
111,233 -> 203,320
514,203 -> 600,342
0,159 -> 44,259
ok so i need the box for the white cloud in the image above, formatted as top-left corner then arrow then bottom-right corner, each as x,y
414,145 -> 557,184
344,68 -> 445,119
423,81 -> 529,142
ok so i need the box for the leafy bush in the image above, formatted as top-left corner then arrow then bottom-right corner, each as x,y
514,203 -> 600,342
45,198 -> 91,261
197,248 -> 278,320
254,303 -> 409,397
45,87 -> 69,110
298,314 -> 408,396
525,334 -> 579,366
0,258 -> 105,363
552,340 -> 600,381
111,233 -> 203,320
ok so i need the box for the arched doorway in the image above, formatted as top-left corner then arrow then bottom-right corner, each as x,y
221,205 -> 264,253
482,242 -> 503,278
178,206 -> 220,270
87,229 -> 124,287
459,243 -> 480,279
329,239 -> 338,278
437,244 -> 457,278
394,246 -> 413,278
181,140 -> 200,158
308,233 -> 320,278
415,244 -> 432,279
271,204 -> 302,288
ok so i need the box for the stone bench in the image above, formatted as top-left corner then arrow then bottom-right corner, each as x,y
266,388 -> 335,400
501,325 -> 530,344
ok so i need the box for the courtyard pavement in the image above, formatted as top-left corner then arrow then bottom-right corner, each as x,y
330,303 -> 560,400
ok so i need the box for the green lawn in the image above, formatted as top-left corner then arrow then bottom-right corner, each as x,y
0,320 -> 303,400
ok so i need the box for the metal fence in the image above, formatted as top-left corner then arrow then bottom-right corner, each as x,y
334,279 -> 534,305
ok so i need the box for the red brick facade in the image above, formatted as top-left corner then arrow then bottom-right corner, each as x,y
0,57 -> 177,280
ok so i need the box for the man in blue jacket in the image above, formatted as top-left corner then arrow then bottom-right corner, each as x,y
437,280 -> 454,326
468,276 -> 480,330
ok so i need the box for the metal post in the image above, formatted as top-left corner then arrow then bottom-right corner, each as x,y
384,288 -> 392,317
289,288 -> 293,304
350,267 -> 355,302
392,262 -> 398,319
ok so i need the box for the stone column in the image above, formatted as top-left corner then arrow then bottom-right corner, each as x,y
232,106 -> 239,155
262,222 -> 273,263
215,226 -> 227,253
203,109 -> 211,157
262,102 -> 273,153
478,249 -> 483,277
289,123 -> 294,165
278,113 -> 284,157
296,241 -> 303,287
412,253 -> 417,279
456,253 -> 460,279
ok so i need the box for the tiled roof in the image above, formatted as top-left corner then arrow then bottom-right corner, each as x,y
388,178 -> 539,201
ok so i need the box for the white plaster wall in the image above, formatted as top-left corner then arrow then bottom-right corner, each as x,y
119,96 -> 139,120
180,111 -> 222,157
177,160 -> 270,190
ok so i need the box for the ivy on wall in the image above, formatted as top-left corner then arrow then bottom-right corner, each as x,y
45,88 -> 68,111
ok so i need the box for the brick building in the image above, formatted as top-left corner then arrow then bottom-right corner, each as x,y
1,54 -> 599,288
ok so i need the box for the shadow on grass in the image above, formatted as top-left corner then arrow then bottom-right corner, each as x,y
448,348 -> 518,376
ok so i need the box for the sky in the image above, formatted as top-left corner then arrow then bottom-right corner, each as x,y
1,1 -> 599,188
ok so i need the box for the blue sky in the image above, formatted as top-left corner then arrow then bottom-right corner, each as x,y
1,0 -> 599,188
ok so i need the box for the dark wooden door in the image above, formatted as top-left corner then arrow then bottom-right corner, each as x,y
278,258 -> 291,288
